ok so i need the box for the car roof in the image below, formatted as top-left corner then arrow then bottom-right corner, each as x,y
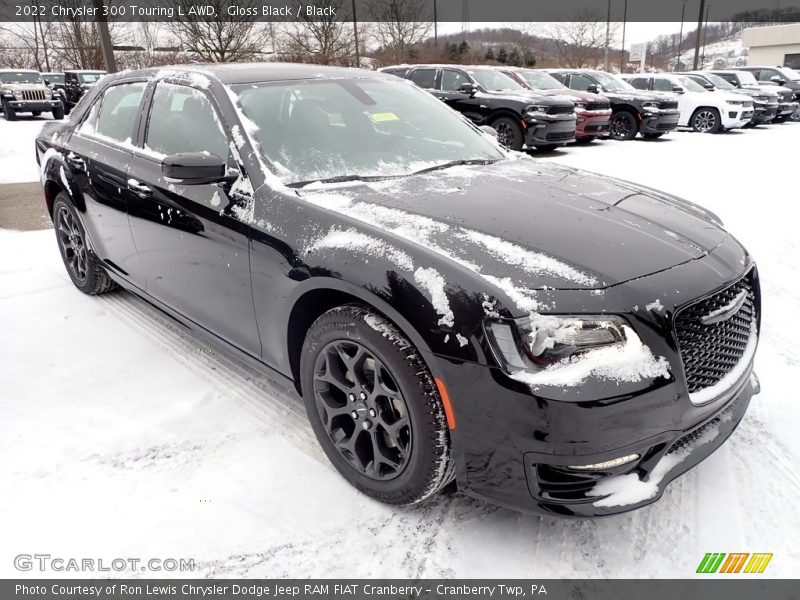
0,69 -> 39,73
122,63 -> 395,85
65,69 -> 106,73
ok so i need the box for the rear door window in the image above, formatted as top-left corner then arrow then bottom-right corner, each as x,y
408,69 -> 437,90
628,77 -> 648,90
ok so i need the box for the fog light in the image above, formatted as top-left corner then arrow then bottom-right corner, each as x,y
568,454 -> 640,471
728,111 -> 737,118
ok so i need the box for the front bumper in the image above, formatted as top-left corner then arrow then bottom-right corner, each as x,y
640,110 -> 680,134
721,109 -> 753,129
427,241 -> 759,517
6,99 -> 61,112
752,105 -> 778,124
575,109 -> 612,139
524,114 -> 577,147
778,101 -> 799,116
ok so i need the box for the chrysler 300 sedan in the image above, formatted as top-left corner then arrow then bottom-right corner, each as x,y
36,64 -> 760,517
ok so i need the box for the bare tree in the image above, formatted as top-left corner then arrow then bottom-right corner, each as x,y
547,11 -> 619,68
279,0 -> 360,65
169,0 -> 271,62
117,23 -> 184,70
370,0 -> 432,63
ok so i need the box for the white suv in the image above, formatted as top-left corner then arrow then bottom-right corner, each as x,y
622,73 -> 754,132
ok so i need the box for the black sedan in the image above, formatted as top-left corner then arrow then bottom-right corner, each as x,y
36,64 -> 760,517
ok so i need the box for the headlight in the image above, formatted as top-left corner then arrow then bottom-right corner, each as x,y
45,88 -> 52,99
525,105 -> 549,115
574,102 -> 586,110
13,90 -> 23,99
485,315 -> 628,372
642,101 -> 659,110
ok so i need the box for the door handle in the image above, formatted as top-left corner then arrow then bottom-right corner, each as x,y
66,153 -> 85,171
127,178 -> 152,197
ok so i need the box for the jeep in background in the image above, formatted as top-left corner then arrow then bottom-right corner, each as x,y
734,66 -> 800,121
546,68 -> 680,141
717,69 -> 798,122
0,69 -> 64,121
383,64 -> 577,151
685,71 -> 779,126
498,67 -> 612,143
59,69 -> 106,114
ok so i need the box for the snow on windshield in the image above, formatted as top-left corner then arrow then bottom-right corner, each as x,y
230,78 -> 503,186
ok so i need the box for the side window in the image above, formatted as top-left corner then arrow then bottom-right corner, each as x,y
569,74 -> 594,91
652,78 -> 674,92
718,73 -> 737,85
759,68 -> 778,81
550,72 -> 567,84
628,77 -> 648,90
145,82 -> 228,160
408,68 -> 436,89
66,73 -> 77,85
440,69 -> 470,92
83,82 -> 145,143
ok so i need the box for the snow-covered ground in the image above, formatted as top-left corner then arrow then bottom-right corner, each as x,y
1,119 -> 799,578
0,115 -> 54,183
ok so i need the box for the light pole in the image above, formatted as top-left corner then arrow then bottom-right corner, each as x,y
676,0 -> 687,71
92,0 -> 117,73
604,0 -> 611,71
351,0 -> 360,67
619,0 -> 628,73
693,0 -> 706,70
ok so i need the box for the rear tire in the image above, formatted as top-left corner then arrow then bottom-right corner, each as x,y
610,111 -> 638,140
490,116 -> 524,151
2,100 -> 17,121
300,305 -> 454,505
53,194 -> 117,295
691,107 -> 721,133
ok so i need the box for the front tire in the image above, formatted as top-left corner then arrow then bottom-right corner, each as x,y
53,194 -> 117,295
490,116 -> 524,151
300,305 -> 454,505
52,105 -> 64,120
2,100 -> 17,121
691,107 -> 721,133
610,111 -> 638,140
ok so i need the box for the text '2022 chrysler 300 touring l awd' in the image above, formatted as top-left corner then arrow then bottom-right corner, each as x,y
36,64 -> 761,517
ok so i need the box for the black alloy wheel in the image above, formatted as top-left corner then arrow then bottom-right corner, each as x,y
610,111 -> 637,140
312,340 -> 412,481
300,305 -> 454,505
491,117 -> 524,151
52,194 -> 117,295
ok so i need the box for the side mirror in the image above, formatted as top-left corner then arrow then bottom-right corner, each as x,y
162,152 -> 228,184
703,83 -> 715,91
457,82 -> 478,97
771,75 -> 786,85
586,83 -> 600,94
43,79 -> 50,86
479,125 -> 498,138
672,85 -> 685,94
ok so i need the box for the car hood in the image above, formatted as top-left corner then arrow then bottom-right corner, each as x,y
1,83 -> 47,92
604,89 -> 675,102
297,160 -> 727,291
536,89 -> 608,104
486,89 -> 572,105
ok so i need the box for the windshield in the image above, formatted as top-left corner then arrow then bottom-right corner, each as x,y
0,71 -> 42,85
736,71 -> 759,87
468,69 -> 524,92
517,70 -> 564,90
777,67 -> 800,81
234,78 -> 505,186
701,73 -> 734,90
44,74 -> 64,85
591,71 -> 633,92
675,76 -> 707,93
79,73 -> 103,83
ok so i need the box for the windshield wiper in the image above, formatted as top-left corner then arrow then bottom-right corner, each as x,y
287,174 -> 390,188
411,158 -> 500,176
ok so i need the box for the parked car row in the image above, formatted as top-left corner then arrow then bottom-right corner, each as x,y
379,64 -> 800,149
0,68 -> 106,121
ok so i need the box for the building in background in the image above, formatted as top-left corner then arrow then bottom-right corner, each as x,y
743,24 -> 800,69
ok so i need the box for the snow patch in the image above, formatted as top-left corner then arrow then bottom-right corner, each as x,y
455,333 -> 468,347
689,326 -> 757,406
305,227 -> 414,272
413,267 -> 455,328
645,299 -> 664,312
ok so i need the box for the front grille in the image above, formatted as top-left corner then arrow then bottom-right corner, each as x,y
585,101 -> 610,111
547,104 -> 574,115
674,272 -> 757,394
545,130 -> 575,141
659,100 -> 679,110
657,121 -> 678,130
22,89 -> 47,101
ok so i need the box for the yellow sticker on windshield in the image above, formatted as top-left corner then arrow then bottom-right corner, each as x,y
369,112 -> 400,122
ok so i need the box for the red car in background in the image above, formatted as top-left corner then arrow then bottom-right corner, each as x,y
499,67 -> 613,143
